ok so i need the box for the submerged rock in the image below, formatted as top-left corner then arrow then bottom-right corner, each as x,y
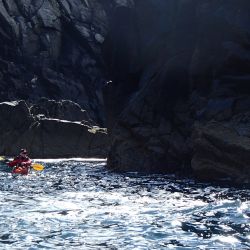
0,101 -> 108,158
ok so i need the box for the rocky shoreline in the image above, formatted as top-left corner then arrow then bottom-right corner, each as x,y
0,1 -> 250,183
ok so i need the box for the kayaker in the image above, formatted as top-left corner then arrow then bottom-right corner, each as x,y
8,149 -> 32,175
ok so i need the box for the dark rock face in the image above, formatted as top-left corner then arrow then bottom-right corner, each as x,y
1,0 -> 250,182
103,1 -> 250,182
0,0 -> 126,159
0,0 -> 113,125
0,101 -> 108,158
192,122 -> 250,183
0,100 -> 34,133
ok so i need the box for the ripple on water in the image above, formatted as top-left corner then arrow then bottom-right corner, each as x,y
0,160 -> 249,249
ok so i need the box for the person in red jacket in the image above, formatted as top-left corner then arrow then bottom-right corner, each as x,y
8,149 -> 32,175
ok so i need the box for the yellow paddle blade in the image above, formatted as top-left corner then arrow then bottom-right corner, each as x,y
32,163 -> 44,171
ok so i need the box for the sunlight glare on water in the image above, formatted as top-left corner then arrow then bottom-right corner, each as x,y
0,160 -> 249,249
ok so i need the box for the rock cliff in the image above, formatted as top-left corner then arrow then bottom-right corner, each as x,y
0,0 -> 116,124
103,0 -> 250,183
1,0 -> 250,182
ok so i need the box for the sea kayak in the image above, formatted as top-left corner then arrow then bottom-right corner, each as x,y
12,166 -> 29,175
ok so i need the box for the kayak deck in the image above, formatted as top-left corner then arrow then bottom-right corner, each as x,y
12,167 -> 29,175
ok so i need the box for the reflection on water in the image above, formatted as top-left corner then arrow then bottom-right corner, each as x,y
0,160 -> 249,249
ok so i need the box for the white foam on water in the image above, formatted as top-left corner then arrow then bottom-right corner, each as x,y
32,158 -> 107,163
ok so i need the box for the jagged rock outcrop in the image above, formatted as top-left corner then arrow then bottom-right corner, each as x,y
30,98 -> 94,125
0,101 -> 108,158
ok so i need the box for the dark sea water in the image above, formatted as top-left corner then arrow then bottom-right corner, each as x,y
0,159 -> 249,249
